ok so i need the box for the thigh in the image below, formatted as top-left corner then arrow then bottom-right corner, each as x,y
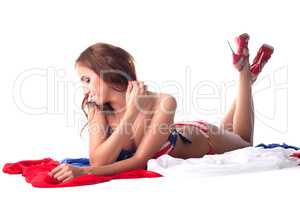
170,122 -> 251,159
169,124 -> 212,159
206,123 -> 251,154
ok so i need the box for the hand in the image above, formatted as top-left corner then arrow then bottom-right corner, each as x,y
48,163 -> 85,183
125,81 -> 147,115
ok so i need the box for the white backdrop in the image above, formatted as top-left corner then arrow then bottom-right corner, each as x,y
0,0 -> 299,197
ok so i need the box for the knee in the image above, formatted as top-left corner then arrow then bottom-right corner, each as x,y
242,133 -> 253,146
233,128 -> 253,144
219,122 -> 234,132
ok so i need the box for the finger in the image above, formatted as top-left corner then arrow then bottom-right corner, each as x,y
127,81 -> 133,92
136,81 -> 145,94
132,81 -> 137,87
139,81 -> 144,90
62,176 -> 73,183
139,82 -> 145,95
137,81 -> 144,88
57,171 -> 72,181
48,164 -> 64,177
53,168 -> 68,179
131,81 -> 138,94
52,164 -> 69,179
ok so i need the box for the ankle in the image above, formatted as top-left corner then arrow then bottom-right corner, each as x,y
240,66 -> 251,78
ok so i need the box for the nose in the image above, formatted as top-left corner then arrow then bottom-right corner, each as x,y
83,86 -> 90,96
83,87 -> 95,101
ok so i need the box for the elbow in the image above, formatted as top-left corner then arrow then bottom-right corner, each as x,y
132,155 -> 149,170
89,153 -> 98,166
89,152 -> 115,167
89,152 -> 105,167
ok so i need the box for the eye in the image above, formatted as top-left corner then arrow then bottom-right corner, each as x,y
81,76 -> 90,84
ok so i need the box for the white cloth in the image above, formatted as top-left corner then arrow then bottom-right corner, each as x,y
147,147 -> 300,177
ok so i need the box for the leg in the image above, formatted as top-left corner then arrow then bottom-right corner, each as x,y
215,34 -> 273,150
182,63 -> 255,155
220,70 -> 259,133
220,98 -> 236,132
232,64 -> 254,145
173,122 -> 252,157
220,80 -> 255,136
207,66 -> 254,154
220,32 -> 255,145
220,64 -> 254,146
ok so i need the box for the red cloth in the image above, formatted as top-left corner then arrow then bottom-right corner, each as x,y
2,158 -> 162,188
291,151 -> 300,159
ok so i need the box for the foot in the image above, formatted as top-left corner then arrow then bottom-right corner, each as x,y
250,44 -> 274,83
228,33 -> 250,71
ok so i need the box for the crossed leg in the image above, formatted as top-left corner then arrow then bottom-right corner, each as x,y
218,60 -> 254,147
174,34 -> 273,156
202,62 -> 253,154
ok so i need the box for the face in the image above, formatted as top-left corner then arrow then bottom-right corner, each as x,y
75,63 -> 111,106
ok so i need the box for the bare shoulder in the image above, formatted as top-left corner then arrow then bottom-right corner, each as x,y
148,91 -> 177,113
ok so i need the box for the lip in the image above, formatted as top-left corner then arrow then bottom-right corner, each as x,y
88,98 -> 102,107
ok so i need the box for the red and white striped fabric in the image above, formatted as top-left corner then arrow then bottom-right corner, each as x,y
175,120 -> 210,138
152,120 -> 215,159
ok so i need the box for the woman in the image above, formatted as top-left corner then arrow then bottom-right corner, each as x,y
49,33 -> 274,182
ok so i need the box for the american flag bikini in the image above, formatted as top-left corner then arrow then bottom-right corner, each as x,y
116,120 -> 216,161
152,120 -> 216,159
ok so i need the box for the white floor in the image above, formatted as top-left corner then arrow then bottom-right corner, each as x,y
1,166 -> 299,200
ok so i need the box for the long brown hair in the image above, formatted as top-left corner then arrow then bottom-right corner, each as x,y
75,43 -> 137,135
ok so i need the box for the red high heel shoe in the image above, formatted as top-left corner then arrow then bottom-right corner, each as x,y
250,44 -> 274,82
227,33 -> 250,71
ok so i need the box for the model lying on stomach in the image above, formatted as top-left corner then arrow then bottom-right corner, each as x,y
48,33 -> 274,182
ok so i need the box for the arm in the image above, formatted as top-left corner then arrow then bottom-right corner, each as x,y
49,84 -> 176,181
88,80 -> 140,166
48,101 -> 139,182
83,94 -> 177,176
89,108 -> 137,166
86,103 -> 108,161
